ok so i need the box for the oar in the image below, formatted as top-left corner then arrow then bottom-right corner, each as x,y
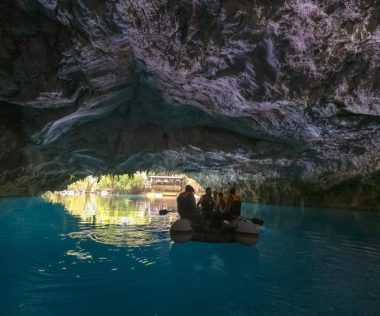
158,209 -> 177,215
158,209 -> 264,226
249,217 -> 264,226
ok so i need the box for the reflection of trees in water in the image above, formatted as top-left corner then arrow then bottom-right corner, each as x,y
45,194 -> 178,247
89,227 -> 171,247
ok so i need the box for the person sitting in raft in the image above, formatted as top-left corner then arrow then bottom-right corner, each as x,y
222,188 -> 241,221
177,185 -> 200,221
213,190 -> 219,210
210,191 -> 226,229
196,187 -> 215,222
217,192 -> 226,212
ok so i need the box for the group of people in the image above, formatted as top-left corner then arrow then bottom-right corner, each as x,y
176,185 -> 241,228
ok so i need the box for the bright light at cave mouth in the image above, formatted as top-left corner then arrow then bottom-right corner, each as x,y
41,172 -> 205,227
43,172 -> 204,198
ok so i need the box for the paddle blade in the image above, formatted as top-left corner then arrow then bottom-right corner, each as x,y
159,209 -> 169,215
159,209 -> 178,215
251,218 -> 264,226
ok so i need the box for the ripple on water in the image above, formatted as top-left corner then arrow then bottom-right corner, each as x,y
65,249 -> 92,261
67,225 -> 170,248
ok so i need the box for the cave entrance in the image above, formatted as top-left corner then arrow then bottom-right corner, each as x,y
42,172 -> 203,227
44,172 -> 203,196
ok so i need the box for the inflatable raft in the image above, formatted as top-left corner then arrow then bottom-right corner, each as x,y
170,217 -> 260,246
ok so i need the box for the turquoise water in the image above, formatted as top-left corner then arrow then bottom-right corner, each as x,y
0,195 -> 379,316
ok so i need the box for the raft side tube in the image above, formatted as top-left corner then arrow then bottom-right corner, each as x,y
170,218 -> 193,243
235,219 -> 260,246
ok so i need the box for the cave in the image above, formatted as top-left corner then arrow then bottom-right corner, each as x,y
1,1 -> 380,315
1,0 -> 379,211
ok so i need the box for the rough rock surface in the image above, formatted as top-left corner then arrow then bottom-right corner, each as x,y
0,0 -> 379,210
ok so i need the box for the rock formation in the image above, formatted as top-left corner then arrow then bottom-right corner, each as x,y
0,0 -> 379,210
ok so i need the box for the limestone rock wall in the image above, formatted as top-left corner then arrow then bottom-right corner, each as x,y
0,0 -> 379,210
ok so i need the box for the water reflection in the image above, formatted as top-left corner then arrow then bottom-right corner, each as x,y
44,193 -> 178,247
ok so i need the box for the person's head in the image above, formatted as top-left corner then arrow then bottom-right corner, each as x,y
229,188 -> 236,195
185,185 -> 194,192
205,187 -> 212,195
213,190 -> 218,197
218,192 -> 223,197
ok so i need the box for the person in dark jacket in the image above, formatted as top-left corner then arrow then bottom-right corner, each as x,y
213,191 -> 219,210
177,185 -> 200,221
197,187 -> 215,221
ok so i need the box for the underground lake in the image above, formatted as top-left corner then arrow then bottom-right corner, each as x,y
0,195 -> 379,316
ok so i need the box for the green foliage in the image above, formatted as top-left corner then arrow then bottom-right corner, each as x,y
65,173 -> 148,194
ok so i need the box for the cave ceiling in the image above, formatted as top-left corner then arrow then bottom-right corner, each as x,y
0,0 -> 379,208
